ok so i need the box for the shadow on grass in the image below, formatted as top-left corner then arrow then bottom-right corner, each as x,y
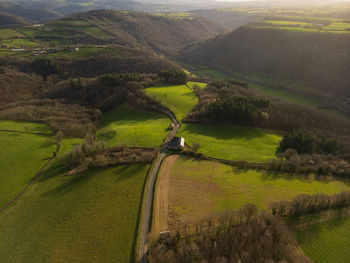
41,168 -> 96,197
101,105 -> 167,127
180,123 -> 268,140
40,162 -> 146,197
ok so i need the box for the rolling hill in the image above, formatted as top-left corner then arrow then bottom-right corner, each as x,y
181,26 -> 350,101
0,2 -> 61,23
63,10 -> 228,56
0,10 -> 29,25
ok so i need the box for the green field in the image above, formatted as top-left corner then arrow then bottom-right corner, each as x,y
250,83 -> 319,107
145,83 -> 198,120
97,104 -> 170,147
178,123 -> 281,162
1,38 -> 39,48
0,158 -> 150,263
187,81 -> 207,89
0,28 -> 25,39
0,120 -> 52,134
0,131 -> 56,208
152,12 -> 194,20
296,217 -> 350,263
185,65 -> 227,79
47,46 -> 126,59
260,18 -> 350,34
161,156 -> 350,228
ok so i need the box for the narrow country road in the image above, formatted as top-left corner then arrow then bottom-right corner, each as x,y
138,110 -> 180,263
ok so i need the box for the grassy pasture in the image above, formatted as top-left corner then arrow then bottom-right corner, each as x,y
0,159 -> 150,263
178,123 -> 281,162
0,28 -> 25,39
250,83 -> 319,107
152,12 -> 194,20
296,217 -> 350,263
156,156 -> 350,230
0,120 -> 52,134
260,18 -> 350,34
47,46 -> 126,59
187,81 -> 207,89
1,38 -> 39,48
0,131 -> 56,208
145,83 -> 198,121
97,104 -> 170,148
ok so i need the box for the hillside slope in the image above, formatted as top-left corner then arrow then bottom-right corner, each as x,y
0,11 -> 29,25
0,2 -> 61,22
192,9 -> 263,30
181,27 -> 350,100
67,10 -> 228,56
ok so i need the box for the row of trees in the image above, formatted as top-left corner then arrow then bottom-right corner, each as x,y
158,70 -> 187,84
98,73 -> 146,87
149,204 -> 307,263
280,130 -> 339,154
199,95 -> 269,125
271,191 -> 350,217
0,99 -> 101,138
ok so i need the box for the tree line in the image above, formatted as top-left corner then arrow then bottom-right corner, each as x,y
199,95 -> 269,125
271,191 -> 350,218
149,204 -> 308,263
280,130 -> 339,154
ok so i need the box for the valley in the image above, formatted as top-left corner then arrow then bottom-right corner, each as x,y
1,1 -> 350,263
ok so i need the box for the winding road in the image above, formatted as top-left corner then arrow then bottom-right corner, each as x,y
138,109 -> 180,263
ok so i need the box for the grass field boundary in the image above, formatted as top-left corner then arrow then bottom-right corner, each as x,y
134,162 -> 154,263
0,142 -> 61,214
0,129 -> 53,136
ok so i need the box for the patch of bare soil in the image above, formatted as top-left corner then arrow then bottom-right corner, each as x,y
153,155 -> 179,233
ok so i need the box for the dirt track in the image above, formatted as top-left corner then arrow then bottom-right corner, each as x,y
153,155 -> 178,233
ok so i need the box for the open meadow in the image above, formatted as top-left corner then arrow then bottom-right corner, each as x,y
0,130 -> 56,208
178,123 -> 281,162
145,83 -> 199,121
0,120 -> 52,134
153,155 -> 350,232
296,217 -> 350,263
97,104 -> 170,148
0,137 -> 150,263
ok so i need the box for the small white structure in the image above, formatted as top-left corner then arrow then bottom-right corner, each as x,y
11,48 -> 25,52
167,137 -> 185,150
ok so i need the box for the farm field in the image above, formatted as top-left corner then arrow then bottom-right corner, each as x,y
187,81 -> 207,89
97,104 -> 170,148
260,17 -> 350,33
154,155 -> 350,231
178,123 -> 281,162
0,131 -> 56,208
0,160 -> 150,263
0,120 -> 52,134
47,46 -> 126,59
0,28 -> 25,38
145,83 -> 199,121
296,217 -> 350,263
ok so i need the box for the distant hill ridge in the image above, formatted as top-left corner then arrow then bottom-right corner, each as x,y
0,10 -> 29,25
181,26 -> 350,99
62,10 -> 228,56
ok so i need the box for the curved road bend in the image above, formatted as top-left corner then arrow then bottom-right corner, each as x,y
138,111 -> 180,263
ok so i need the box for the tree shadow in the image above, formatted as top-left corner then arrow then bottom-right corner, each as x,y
41,168 -> 96,197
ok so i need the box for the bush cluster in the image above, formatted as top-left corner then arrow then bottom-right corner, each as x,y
280,130 -> 339,154
149,204 -> 307,263
271,191 -> 350,217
